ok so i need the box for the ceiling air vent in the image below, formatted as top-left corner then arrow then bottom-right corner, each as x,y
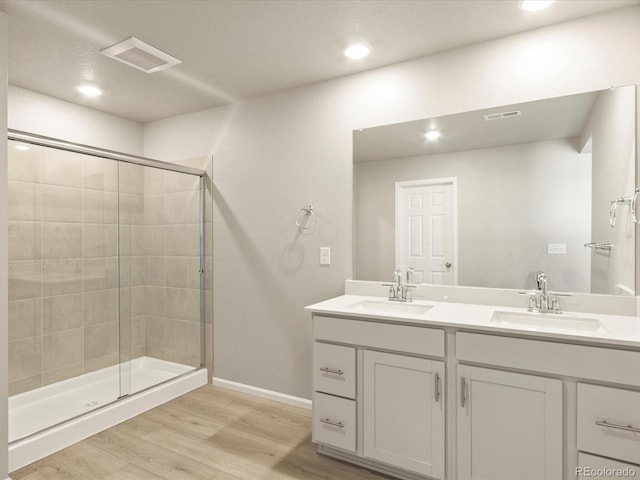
100,37 -> 181,74
483,110 -> 522,121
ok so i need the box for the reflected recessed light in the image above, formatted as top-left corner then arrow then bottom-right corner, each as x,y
14,144 -> 30,151
425,130 -> 442,141
77,85 -> 103,97
344,43 -> 371,60
521,0 -> 555,12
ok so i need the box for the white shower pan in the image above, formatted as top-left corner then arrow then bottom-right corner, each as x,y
8,356 -> 207,472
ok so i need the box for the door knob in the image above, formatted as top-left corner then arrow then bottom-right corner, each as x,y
446,262 -> 452,268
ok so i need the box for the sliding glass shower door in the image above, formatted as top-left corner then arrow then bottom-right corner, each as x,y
118,162 -> 203,397
7,140 -> 122,439
7,132 -> 204,442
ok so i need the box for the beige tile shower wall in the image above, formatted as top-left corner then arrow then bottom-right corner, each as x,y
142,164 -> 205,369
7,143 -> 145,395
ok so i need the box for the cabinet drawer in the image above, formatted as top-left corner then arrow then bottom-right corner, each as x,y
578,453 -> 640,479
457,332 -> 640,387
577,383 -> 640,465
313,392 -> 356,453
313,315 -> 444,357
314,342 -> 356,399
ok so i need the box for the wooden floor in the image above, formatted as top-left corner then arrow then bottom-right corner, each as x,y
11,385 -> 389,480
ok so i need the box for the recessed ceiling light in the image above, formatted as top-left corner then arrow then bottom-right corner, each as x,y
521,0 -> 556,12
425,130 -> 442,141
14,144 -> 30,151
344,43 -> 371,60
77,85 -> 103,97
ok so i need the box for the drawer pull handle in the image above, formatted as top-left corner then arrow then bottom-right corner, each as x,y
435,372 -> 441,402
319,367 -> 344,376
461,376 -> 467,408
595,420 -> 640,433
320,418 -> 344,428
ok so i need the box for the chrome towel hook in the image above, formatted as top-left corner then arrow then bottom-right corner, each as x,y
296,205 -> 316,231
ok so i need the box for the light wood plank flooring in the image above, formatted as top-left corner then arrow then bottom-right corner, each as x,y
11,385 -> 389,480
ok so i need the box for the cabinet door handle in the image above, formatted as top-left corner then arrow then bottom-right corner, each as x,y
434,372 -> 441,402
595,420 -> 640,433
461,377 -> 467,408
320,418 -> 344,428
319,367 -> 344,376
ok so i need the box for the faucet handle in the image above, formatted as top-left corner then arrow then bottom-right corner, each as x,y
393,269 -> 402,282
406,267 -> 414,284
382,283 -> 397,299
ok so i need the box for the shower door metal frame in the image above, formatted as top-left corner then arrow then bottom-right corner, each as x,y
9,129 -> 205,176
8,129 -> 207,399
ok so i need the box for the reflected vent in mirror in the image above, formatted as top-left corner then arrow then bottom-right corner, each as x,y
484,110 -> 522,121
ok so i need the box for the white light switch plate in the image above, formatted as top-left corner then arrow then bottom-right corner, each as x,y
548,243 -> 566,255
320,247 -> 331,265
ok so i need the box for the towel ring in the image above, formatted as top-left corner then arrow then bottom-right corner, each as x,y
296,206 -> 315,231
609,188 -> 640,227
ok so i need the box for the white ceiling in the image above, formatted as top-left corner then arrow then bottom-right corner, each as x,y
0,0 -> 638,123
354,89 -> 602,163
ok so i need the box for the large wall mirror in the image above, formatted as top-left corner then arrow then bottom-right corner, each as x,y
354,85 -> 637,295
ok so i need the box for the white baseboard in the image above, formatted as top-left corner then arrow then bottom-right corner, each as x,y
211,377 -> 312,410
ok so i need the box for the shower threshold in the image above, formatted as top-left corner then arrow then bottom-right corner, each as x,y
8,356 -> 207,471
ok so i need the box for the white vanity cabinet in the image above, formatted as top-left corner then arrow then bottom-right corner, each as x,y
307,297 -> 640,480
456,365 -> 562,480
312,315 -> 446,480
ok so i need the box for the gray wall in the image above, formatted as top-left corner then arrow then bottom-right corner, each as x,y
1,11 -> 9,480
144,7 -> 640,399
585,88 -> 636,294
8,86 -> 143,156
355,139 -> 592,292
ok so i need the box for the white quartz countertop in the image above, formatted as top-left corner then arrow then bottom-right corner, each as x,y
305,294 -> 640,349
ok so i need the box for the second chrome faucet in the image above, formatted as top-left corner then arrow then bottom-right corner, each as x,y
383,268 -> 416,302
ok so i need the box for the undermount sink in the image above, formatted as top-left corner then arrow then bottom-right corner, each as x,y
490,310 -> 606,334
346,299 -> 433,317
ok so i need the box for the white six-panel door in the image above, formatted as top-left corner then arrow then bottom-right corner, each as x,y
395,178 -> 457,285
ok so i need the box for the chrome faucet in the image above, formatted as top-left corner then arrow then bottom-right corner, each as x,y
536,271 -> 549,311
521,271 -> 566,313
383,268 -> 416,302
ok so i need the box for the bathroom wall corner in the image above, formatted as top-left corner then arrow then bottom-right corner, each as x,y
1,10 -> 10,480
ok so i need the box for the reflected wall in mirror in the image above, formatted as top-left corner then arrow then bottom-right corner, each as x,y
354,85 -> 636,295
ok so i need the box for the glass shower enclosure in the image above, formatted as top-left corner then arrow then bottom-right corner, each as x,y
7,131 -> 205,442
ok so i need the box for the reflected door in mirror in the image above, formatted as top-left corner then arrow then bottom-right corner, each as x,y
396,178 -> 456,285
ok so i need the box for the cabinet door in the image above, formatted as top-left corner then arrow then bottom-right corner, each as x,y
457,365 -> 562,480
363,350 -> 445,479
